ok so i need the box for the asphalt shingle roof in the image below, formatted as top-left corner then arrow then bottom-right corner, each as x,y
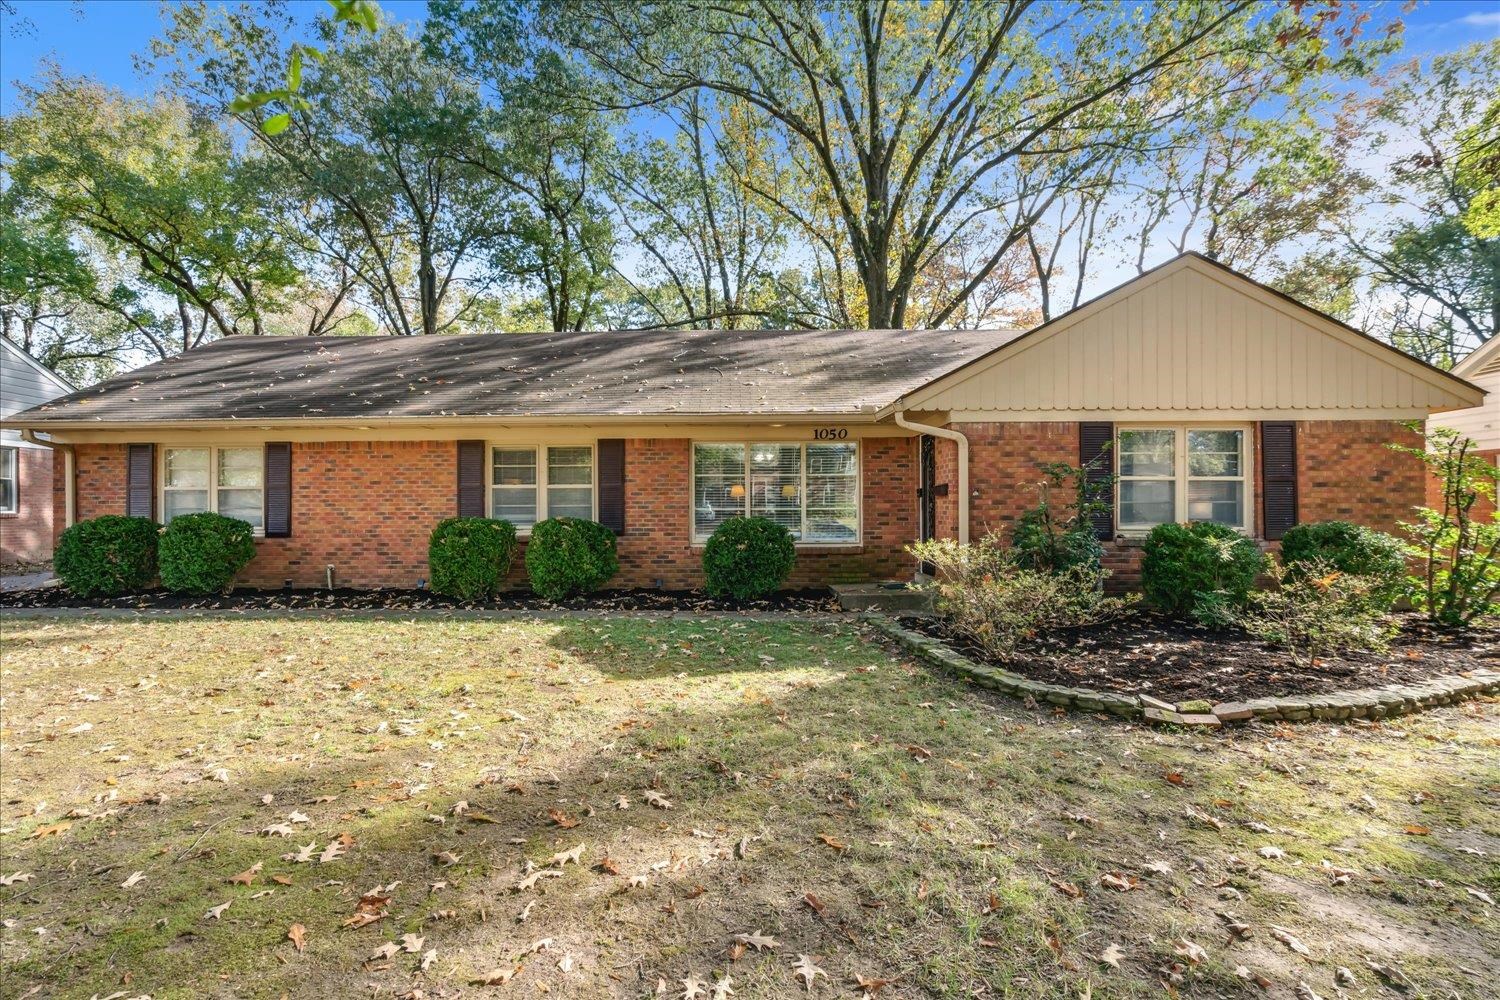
9,327 -> 1023,424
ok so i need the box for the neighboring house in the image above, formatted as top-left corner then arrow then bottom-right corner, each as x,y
1,337 -> 76,567
3,254 -> 1485,591
1434,334 -> 1500,515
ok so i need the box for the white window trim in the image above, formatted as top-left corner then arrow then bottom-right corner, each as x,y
690,440 -> 862,547
0,446 -> 18,515
158,445 -> 267,537
1115,424 -> 1254,537
484,443 -> 597,533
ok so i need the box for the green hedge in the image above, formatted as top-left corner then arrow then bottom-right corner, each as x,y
525,517 -> 619,600
428,517 -> 519,601
1279,520 -> 1407,608
157,512 -> 256,594
702,516 -> 797,600
54,515 -> 159,597
1141,521 -> 1265,621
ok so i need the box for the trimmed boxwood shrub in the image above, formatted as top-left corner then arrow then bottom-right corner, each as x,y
1279,520 -> 1407,608
157,512 -> 256,594
54,515 -> 158,597
702,516 -> 797,600
1141,521 -> 1265,621
428,517 -> 519,601
525,517 -> 619,600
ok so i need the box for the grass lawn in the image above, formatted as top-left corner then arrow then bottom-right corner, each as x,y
1,615 -> 1496,999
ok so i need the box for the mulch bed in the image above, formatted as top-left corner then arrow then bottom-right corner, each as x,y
0,585 -> 841,615
903,610 -> 1499,703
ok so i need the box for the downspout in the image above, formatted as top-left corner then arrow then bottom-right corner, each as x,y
20,429 -> 74,528
893,410 -> 969,544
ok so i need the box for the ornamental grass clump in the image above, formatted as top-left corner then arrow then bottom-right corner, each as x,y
157,512 -> 256,594
910,534 -> 1126,659
1235,556 -> 1394,667
54,515 -> 159,597
525,517 -> 619,600
428,517 -> 519,601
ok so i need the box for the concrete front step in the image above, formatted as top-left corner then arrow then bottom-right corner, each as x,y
831,583 -> 934,614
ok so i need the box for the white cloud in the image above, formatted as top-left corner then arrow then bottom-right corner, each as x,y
1454,11 -> 1500,27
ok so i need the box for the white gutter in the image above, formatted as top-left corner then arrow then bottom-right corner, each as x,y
21,429 -> 74,528
893,411 -> 969,544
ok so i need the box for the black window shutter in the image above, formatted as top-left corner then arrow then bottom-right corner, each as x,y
264,443 -> 292,537
126,444 -> 154,519
1079,422 -> 1114,540
597,438 -> 625,534
456,440 -> 485,518
1261,421 -> 1298,540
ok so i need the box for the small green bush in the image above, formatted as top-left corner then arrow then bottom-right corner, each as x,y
1141,521 -> 1265,623
428,517 -> 519,601
1280,521 -> 1406,608
702,516 -> 796,600
54,515 -> 158,597
525,517 -> 619,600
157,512 -> 256,594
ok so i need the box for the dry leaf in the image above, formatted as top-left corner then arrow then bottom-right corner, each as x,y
1098,943 -> 1125,968
516,868 -> 564,891
1098,872 -> 1140,892
1294,983 -> 1324,1000
1256,846 -> 1286,860
710,975 -> 735,1000
1270,925 -> 1311,956
120,871 -> 146,890
400,933 -> 425,953
680,975 -> 708,1000
318,841 -> 346,864
1173,938 -> 1207,965
548,808 -> 581,828
643,790 -> 673,810
0,872 -> 33,886
420,948 -> 437,971
28,822 -> 71,840
1402,824 -> 1431,836
733,930 -> 779,951
792,955 -> 827,991
370,941 -> 400,962
816,834 -> 846,852
204,900 -> 232,921
854,972 -> 893,995
229,862 -> 263,886
472,965 -> 521,986
287,922 -> 307,952
803,892 -> 826,916
549,844 -> 585,867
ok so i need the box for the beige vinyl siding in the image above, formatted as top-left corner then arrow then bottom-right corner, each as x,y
894,256 -> 1481,418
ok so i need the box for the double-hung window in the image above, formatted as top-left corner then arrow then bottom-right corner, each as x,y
0,446 -> 17,514
1116,427 -> 1249,534
489,445 -> 594,529
162,447 -> 265,530
692,441 -> 859,544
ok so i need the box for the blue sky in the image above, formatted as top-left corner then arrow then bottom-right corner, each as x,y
2,0 -> 1497,112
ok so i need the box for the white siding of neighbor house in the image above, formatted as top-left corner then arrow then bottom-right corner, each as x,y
890,256 -> 1482,420
1433,350 -> 1499,451
1,337 -> 75,447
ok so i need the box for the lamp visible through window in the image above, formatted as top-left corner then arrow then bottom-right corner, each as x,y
729,484 -> 746,499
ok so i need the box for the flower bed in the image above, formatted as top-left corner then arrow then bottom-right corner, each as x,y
0,584 -> 840,615
870,613 -> 1500,726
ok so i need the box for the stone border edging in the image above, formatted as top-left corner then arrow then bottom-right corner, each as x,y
863,613 -> 1500,726
0,606 -> 841,624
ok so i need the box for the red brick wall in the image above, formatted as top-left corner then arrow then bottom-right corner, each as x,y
58,437 -> 921,591
1295,420 -> 1425,529
953,422 -> 1079,538
1,446 -> 55,566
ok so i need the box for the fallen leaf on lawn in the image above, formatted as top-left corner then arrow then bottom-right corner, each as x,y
803,892 -> 826,915
1335,967 -> 1357,985
680,975 -> 708,1000
733,930 -> 779,951
0,872 -> 33,886
431,850 -> 461,867
516,868 -> 564,891
1269,925 -> 1311,956
287,922 -> 307,952
318,842 -> 346,863
1256,846 -> 1286,860
1366,960 -> 1414,990
597,856 -> 621,876
1173,938 -> 1207,965
451,800 -> 469,816
1164,771 -> 1185,785
1064,812 -> 1097,827
1098,943 -> 1125,968
1046,874 -> 1082,898
854,972 -> 893,995
28,822 -> 70,840
1466,887 -> 1496,905
905,744 -> 932,760
1294,982 -> 1325,1000
288,810 -> 312,825
1234,964 -> 1272,989
229,862 -> 263,886
556,952 -> 575,974
400,933 -> 425,953
643,790 -> 673,810
792,955 -> 827,991
628,874 -> 650,888
261,794 -> 275,806
1216,911 -> 1253,940
204,900 -> 232,921
421,948 -> 437,971
262,823 -> 296,838
369,941 -> 401,962
710,974 -> 734,1000
272,874 -> 293,885
1098,872 -> 1140,892
549,844 -> 585,867
120,871 -> 146,890
472,965 -> 521,986
1185,804 -> 1223,831
547,808 -> 580,828
1142,860 -> 1173,876
1402,824 -> 1431,836
520,937 -> 552,956
816,834 -> 846,852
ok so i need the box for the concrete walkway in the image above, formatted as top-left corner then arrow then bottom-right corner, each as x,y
0,570 -> 55,593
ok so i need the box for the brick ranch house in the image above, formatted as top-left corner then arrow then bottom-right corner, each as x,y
3,254 -> 1486,592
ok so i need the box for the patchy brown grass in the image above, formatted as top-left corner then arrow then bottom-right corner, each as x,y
1,615 -> 1495,999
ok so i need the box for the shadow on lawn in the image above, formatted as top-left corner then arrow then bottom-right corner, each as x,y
2,617 -> 1495,999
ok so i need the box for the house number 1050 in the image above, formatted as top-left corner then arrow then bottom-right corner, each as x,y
813,428 -> 849,440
